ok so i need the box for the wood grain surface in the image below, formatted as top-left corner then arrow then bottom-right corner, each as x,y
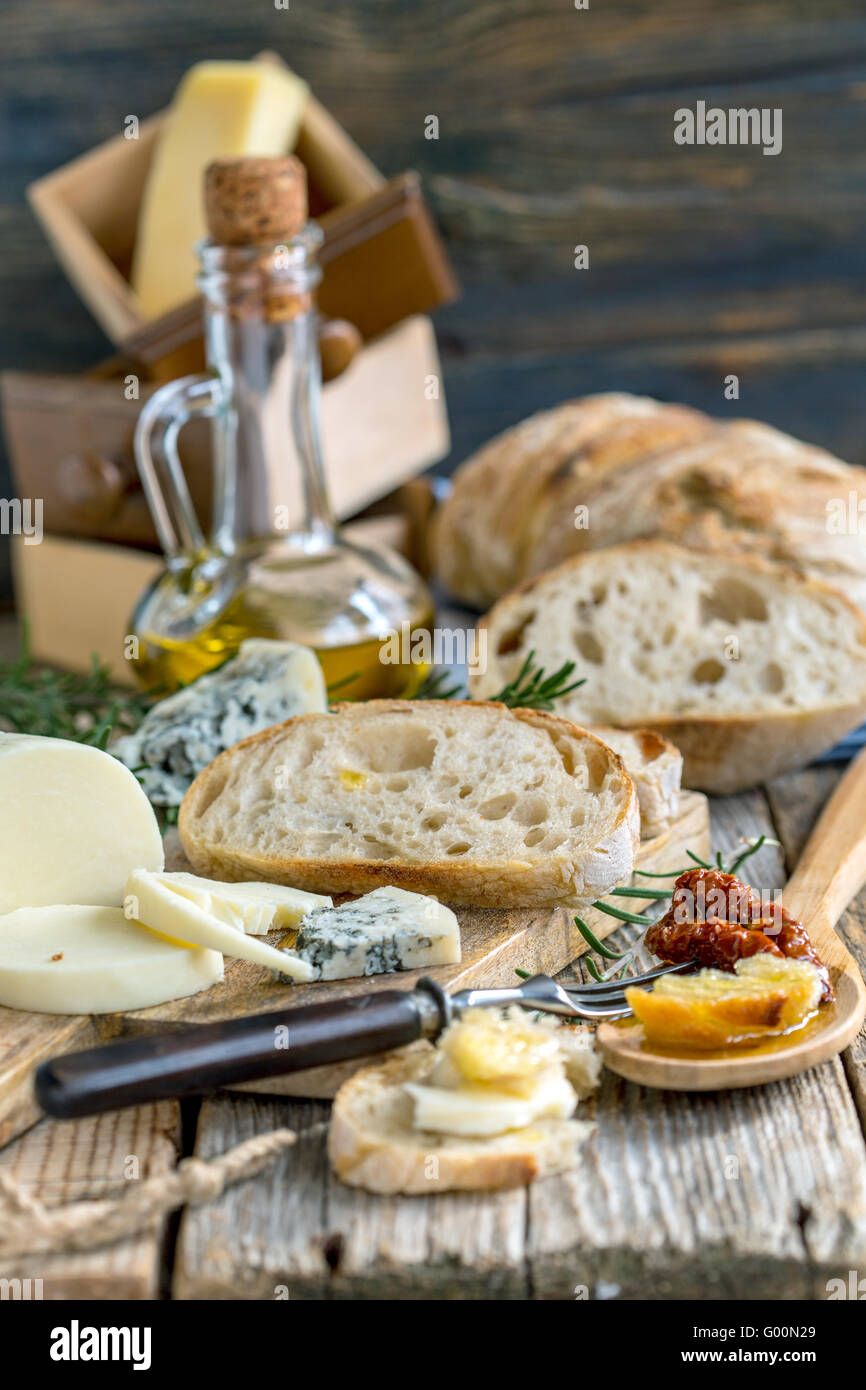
0,1101 -> 179,1298
59,794 -> 709,1100
3,1 -> 866,599
2,761 -> 865,1298
168,776 -> 866,1299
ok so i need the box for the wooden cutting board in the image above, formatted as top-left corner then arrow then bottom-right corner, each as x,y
0,791 -> 709,1131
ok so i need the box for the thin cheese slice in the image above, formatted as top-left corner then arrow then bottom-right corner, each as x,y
0,906 -> 223,1015
404,1070 -> 576,1138
155,871 -> 331,935
131,61 -> 309,318
125,869 -> 315,982
0,733 -> 164,915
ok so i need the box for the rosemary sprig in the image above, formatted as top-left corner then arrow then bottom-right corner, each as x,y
727,834 -> 767,876
610,885 -> 671,899
0,622 -> 154,746
410,649 -> 585,711
487,650 -> 586,712
573,916 -> 624,960
412,669 -> 468,701
326,671 -> 363,698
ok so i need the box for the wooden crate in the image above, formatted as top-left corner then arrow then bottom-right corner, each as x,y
26,58 -> 457,363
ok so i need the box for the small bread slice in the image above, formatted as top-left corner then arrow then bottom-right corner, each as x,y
589,726 -> 682,839
178,700 -> 639,909
328,1046 -> 594,1194
472,542 -> 866,794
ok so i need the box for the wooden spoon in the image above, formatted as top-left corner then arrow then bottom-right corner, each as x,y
597,746 -> 866,1090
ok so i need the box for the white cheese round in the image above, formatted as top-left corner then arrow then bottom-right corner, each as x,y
0,905 -> 223,1014
0,733 -> 164,915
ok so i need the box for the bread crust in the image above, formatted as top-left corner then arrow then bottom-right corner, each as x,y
472,542 -> 866,794
434,393 -> 707,607
435,394 -> 866,613
178,701 -> 640,908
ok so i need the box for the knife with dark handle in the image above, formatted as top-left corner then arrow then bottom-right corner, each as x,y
35,980 -> 451,1120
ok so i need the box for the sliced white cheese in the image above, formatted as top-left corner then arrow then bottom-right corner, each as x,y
404,1069 -> 576,1138
287,886 -> 461,981
155,871 -> 331,935
0,905 -> 223,1015
125,869 -> 315,982
0,733 -> 164,915
113,638 -> 328,807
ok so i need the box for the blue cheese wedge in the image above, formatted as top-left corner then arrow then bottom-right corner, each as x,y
154,871 -> 331,935
113,639 -> 327,807
285,886 -> 461,981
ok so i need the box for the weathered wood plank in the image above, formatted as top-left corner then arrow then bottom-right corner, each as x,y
175,789 -> 866,1299
768,764 -> 866,1147
0,1013 -> 95,1149
0,1102 -> 179,1299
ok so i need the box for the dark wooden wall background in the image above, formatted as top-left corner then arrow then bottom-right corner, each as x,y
3,0 -> 866,600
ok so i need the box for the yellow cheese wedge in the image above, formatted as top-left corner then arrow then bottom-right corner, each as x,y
125,869 -> 315,982
0,906 -> 223,1015
0,733 -> 164,916
154,871 -> 331,936
131,60 -> 309,318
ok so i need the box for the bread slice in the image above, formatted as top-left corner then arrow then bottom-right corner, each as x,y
178,700 -> 639,908
590,726 -> 682,839
327,1044 -> 594,1194
471,542 -> 866,794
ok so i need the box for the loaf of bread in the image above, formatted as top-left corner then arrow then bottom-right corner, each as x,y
178,700 -> 639,908
435,395 -> 866,611
434,393 -> 709,608
471,542 -> 866,793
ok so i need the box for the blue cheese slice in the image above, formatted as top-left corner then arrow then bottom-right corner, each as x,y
113,639 -> 327,806
286,886 -> 461,981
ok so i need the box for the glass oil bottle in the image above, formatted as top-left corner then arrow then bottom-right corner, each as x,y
130,155 -> 434,698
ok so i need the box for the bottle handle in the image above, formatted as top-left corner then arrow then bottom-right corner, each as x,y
134,372 -> 226,566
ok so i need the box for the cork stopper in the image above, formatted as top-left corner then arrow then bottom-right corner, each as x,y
204,156 -> 308,246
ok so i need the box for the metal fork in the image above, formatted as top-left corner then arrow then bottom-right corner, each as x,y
452,959 -> 696,1023
35,958 -> 695,1121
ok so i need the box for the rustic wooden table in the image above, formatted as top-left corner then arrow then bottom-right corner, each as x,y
2,741 -> 865,1300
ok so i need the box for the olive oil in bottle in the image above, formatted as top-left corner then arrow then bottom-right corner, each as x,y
131,156 -> 434,699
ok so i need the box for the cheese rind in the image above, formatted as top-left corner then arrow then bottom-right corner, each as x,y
0,733 -> 164,915
287,886 -> 461,981
125,869 -> 316,982
131,61 -> 309,318
155,871 -> 331,935
0,905 -> 222,1015
113,638 -> 328,807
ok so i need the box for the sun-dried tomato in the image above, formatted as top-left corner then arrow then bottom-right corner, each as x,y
646,868 -> 832,1001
